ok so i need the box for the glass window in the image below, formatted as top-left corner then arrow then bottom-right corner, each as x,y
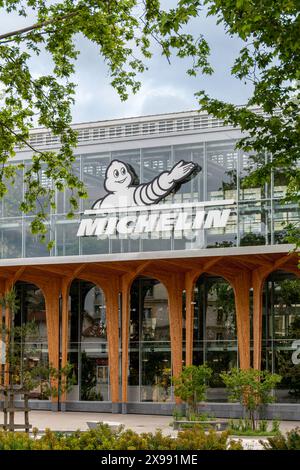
56,159 -> 81,214
68,280 -> 109,401
273,201 -> 300,245
55,217 -> 80,256
25,219 -> 51,258
82,153 -> 110,211
0,218 -> 23,258
239,151 -> 267,201
239,201 -> 270,246
128,277 -> 172,402
15,281 -> 49,400
193,274 -> 237,400
2,167 -> 24,217
173,143 -> 204,202
206,140 -> 238,201
263,271 -> 300,402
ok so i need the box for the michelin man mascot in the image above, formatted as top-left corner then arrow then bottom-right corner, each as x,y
92,160 -> 200,209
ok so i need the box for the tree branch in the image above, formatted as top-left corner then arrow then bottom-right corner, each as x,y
0,11 -> 79,41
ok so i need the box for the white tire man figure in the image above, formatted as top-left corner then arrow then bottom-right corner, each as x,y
92,160 -> 200,209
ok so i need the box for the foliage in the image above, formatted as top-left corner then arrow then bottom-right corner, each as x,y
0,0 -> 212,246
261,427 -> 300,450
173,364 -> 212,418
240,233 -> 266,246
220,368 -> 282,430
0,1 -> 299,251
194,0 -> 300,247
0,424 -> 243,450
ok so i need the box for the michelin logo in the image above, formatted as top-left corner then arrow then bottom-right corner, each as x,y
77,159 -> 234,238
92,159 -> 200,209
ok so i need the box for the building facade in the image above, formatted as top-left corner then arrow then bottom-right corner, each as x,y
0,110 -> 299,416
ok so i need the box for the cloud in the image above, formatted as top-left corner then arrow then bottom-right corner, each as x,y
0,3 -> 253,124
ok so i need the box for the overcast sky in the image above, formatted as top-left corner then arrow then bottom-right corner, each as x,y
0,2 -> 252,123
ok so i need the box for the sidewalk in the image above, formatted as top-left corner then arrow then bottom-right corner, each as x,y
1,410 -> 299,435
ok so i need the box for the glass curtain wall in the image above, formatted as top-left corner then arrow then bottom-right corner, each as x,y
14,281 -> 49,399
0,139 -> 299,259
128,277 -> 172,402
68,279 -> 109,401
262,271 -> 300,402
193,274 -> 238,401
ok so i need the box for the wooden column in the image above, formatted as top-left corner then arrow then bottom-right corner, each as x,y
104,277 -> 120,403
0,279 -> 5,386
233,270 -> 251,370
167,274 -> 184,382
44,279 -> 61,402
252,270 -> 265,370
121,275 -> 131,404
60,277 -> 71,402
3,279 -> 14,386
185,272 -> 197,366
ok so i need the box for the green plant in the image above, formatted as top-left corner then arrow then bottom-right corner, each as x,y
262,428 -> 300,450
258,420 -> 268,433
220,368 -> 282,431
173,364 -> 212,419
172,407 -> 184,421
0,425 -> 243,450
271,419 -> 280,434
228,418 -> 278,437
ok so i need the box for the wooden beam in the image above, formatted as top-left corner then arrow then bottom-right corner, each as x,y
70,263 -> 86,279
202,257 -> 223,273
93,262 -> 133,274
12,266 -> 26,284
159,260 -> 192,271
28,265 -> 66,277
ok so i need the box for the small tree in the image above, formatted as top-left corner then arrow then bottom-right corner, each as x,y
220,368 -> 282,431
173,364 -> 212,419
0,289 -> 74,430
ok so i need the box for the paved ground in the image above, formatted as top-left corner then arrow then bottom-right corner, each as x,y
1,410 -> 299,436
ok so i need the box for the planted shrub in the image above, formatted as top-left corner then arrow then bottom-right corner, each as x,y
173,364 -> 212,419
0,424 -> 242,450
261,428 -> 300,450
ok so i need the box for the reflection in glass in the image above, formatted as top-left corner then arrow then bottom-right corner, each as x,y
56,159 -> 81,214
2,167 -> 23,217
193,274 -> 237,400
14,281 -> 49,400
82,153 -> 110,211
0,219 -> 23,258
239,202 -> 269,246
206,141 -> 237,201
263,271 -> 300,402
55,218 -> 80,256
68,279 -> 109,401
128,277 -> 171,402
25,220 -> 51,258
